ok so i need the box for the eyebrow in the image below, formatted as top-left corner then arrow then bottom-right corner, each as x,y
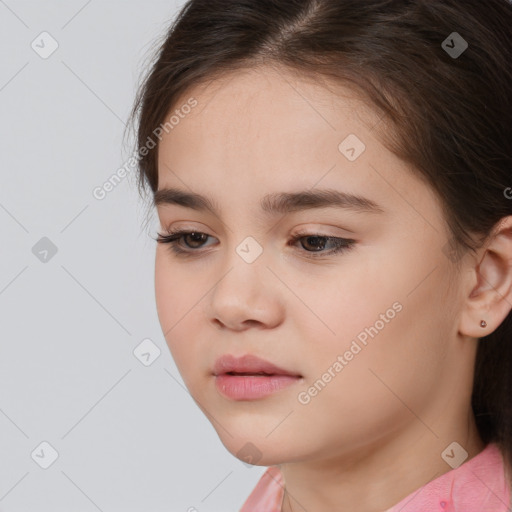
153,187 -> 385,216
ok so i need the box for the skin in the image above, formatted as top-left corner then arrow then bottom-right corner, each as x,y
153,65 -> 512,511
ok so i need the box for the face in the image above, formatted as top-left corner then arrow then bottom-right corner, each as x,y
154,66 -> 473,466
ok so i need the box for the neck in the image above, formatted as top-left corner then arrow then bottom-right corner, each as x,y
279,412 -> 485,512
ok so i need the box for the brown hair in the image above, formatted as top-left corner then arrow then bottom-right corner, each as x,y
126,0 -> 512,486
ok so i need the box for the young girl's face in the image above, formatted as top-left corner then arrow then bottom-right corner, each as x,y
154,66 -> 478,465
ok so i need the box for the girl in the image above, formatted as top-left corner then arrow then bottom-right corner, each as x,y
127,1 -> 512,510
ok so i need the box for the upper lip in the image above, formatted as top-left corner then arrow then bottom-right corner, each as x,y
213,354 -> 302,377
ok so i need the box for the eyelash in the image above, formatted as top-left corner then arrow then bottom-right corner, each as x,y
154,228 -> 356,259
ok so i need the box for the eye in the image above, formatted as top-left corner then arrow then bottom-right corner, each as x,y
288,231 -> 356,257
154,229 -> 356,258
154,229 -> 217,255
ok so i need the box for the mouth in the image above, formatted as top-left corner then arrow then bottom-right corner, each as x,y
212,354 -> 303,400
212,353 -> 302,378
225,371 -> 281,376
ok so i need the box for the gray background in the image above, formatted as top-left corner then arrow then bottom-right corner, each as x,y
0,1 -> 267,510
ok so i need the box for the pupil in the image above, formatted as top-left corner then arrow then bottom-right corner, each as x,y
186,232 -> 206,248
304,236 -> 325,251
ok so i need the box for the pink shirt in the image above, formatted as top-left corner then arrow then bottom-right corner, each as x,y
240,442 -> 511,512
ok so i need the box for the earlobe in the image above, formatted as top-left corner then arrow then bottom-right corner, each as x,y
459,216 -> 512,338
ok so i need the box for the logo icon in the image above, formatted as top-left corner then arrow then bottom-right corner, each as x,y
31,32 -> 59,59
237,442 -> 263,468
338,134 -> 366,161
441,32 -> 468,59
32,237 -> 58,263
236,236 -> 263,264
441,441 -> 468,469
31,441 -> 59,469
133,338 -> 161,367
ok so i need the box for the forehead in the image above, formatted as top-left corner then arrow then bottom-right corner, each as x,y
154,66 -> 441,228
158,67 -> 380,179
163,66 -> 378,141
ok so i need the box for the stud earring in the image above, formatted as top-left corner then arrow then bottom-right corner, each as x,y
480,320 -> 487,328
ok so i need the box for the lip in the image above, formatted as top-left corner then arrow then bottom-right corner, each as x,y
213,354 -> 302,401
213,353 -> 301,377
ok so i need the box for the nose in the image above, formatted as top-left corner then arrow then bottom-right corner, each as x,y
208,250 -> 285,331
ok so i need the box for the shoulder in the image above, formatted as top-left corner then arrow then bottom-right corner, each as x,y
387,442 -> 511,512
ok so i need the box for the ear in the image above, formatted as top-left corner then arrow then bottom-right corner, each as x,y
459,215 -> 512,338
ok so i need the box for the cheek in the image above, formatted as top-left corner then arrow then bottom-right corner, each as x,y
290,296 -> 441,453
154,249 -> 203,325
154,252 -> 197,358
292,257 -> 401,365
154,252 -> 178,332
294,246 -> 446,402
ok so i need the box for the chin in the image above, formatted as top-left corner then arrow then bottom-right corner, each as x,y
214,430 -> 299,467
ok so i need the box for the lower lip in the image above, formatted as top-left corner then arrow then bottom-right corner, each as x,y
214,374 -> 301,400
